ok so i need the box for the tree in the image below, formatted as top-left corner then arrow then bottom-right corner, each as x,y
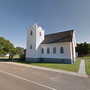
15,47 -> 24,55
0,37 -> 16,59
9,48 -> 17,60
19,49 -> 26,60
76,42 -> 90,56
88,44 -> 90,54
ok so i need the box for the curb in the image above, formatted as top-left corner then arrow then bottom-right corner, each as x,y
31,66 -> 88,78
1,62 -> 88,78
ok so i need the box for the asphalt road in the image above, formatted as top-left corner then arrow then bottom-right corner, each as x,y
0,62 -> 90,90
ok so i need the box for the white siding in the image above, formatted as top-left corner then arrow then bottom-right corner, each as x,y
39,42 -> 72,60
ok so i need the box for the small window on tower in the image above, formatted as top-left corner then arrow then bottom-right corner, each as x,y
30,45 -> 32,49
30,30 -> 33,35
40,32 -> 41,36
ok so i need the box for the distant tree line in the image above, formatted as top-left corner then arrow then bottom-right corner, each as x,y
76,42 -> 90,57
0,37 -> 25,60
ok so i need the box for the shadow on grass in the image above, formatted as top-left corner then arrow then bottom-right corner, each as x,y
0,59 -> 10,62
0,58 -> 31,64
16,61 -> 68,64
0,58 -> 25,62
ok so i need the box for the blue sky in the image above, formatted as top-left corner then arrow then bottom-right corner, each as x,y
0,0 -> 90,48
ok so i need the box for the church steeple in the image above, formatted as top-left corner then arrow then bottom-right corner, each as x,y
26,24 -> 45,58
31,24 -> 38,30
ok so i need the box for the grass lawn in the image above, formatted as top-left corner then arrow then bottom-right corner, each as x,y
84,56 -> 90,75
31,58 -> 81,72
0,55 -> 20,59
0,56 -> 9,59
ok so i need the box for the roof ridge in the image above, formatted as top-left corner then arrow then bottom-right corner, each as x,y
45,30 -> 74,36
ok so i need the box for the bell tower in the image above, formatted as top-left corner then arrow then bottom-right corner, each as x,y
26,24 -> 44,60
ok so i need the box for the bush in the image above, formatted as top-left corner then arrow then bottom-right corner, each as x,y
20,54 -> 25,60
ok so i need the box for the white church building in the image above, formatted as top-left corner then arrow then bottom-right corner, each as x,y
26,24 -> 76,64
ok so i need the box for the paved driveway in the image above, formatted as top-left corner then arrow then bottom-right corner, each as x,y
0,62 -> 90,90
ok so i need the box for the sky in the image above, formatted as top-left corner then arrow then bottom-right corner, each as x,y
0,0 -> 90,48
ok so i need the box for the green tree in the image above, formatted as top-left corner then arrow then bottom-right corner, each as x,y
15,47 -> 24,55
9,48 -> 17,60
0,37 -> 16,59
76,42 -> 90,56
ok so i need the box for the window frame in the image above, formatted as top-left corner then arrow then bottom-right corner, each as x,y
47,48 -> 50,54
41,48 -> 44,54
60,47 -> 64,54
53,47 -> 56,54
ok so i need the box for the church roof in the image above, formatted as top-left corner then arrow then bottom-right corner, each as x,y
42,30 -> 74,44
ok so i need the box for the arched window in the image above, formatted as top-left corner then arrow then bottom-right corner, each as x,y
60,47 -> 64,54
30,30 -> 33,35
53,47 -> 56,54
41,48 -> 44,54
47,48 -> 50,54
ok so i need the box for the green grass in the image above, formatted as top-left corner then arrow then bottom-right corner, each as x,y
13,55 -> 20,59
0,56 -> 9,59
84,56 -> 90,75
31,58 -> 81,72
0,55 -> 20,59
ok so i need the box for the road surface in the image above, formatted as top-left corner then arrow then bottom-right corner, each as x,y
0,62 -> 90,90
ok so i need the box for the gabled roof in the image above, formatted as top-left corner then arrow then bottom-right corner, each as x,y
42,30 -> 74,44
